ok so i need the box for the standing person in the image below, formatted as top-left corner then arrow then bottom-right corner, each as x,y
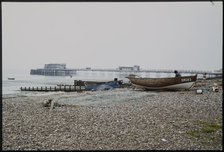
174,70 -> 181,77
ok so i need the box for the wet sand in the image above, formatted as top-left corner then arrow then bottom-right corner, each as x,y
2,79 -> 223,150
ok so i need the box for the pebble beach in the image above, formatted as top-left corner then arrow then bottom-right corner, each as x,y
2,79 -> 223,150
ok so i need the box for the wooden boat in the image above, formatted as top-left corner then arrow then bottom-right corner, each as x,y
126,74 -> 197,91
8,77 -> 15,80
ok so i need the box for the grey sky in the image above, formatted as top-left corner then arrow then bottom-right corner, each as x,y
2,2 -> 223,72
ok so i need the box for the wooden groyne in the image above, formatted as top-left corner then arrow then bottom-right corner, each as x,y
20,85 -> 85,92
20,80 -> 86,92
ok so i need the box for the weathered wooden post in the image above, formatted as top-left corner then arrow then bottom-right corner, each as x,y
50,99 -> 54,111
80,82 -> 81,91
74,80 -> 77,91
77,80 -> 81,91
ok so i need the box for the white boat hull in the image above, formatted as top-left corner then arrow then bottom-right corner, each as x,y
132,81 -> 195,90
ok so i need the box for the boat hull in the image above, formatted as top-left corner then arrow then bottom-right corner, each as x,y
127,75 -> 197,91
85,81 -> 121,91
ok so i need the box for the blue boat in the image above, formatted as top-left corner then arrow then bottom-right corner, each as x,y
84,79 -> 122,91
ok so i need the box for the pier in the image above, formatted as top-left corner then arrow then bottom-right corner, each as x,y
74,67 -> 222,79
30,64 -> 76,76
30,65 -> 222,79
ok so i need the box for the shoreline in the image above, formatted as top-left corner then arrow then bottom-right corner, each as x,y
2,79 -> 223,150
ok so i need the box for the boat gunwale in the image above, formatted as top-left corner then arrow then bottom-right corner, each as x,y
126,75 -> 197,80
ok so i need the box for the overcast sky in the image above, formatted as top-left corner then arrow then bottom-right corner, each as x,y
2,2 -> 223,72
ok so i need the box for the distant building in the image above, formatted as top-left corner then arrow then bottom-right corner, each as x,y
30,64 -> 76,76
119,65 -> 140,71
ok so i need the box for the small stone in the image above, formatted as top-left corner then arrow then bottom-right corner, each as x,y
161,138 -> 167,142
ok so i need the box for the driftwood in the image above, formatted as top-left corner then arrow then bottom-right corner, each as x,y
212,83 -> 219,92
42,99 -> 55,111
42,98 -> 65,110
42,99 -> 53,107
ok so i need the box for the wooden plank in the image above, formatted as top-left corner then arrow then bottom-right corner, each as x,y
50,100 -> 54,111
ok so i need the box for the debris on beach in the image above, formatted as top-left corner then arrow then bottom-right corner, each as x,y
212,83 -> 219,92
196,89 -> 203,94
42,98 -> 65,110
42,99 -> 53,107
